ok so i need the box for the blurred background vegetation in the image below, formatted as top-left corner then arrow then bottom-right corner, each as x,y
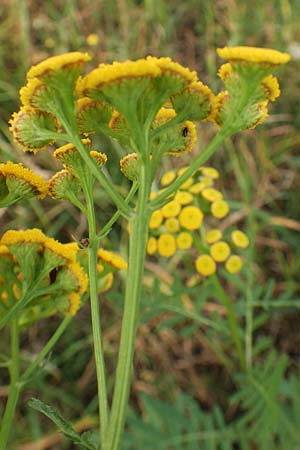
1,0 -> 300,449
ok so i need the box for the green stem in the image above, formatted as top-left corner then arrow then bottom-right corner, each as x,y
81,175 -> 109,441
150,129 -> 228,210
21,316 -> 72,383
57,116 -> 131,218
104,161 -> 152,450
97,182 -> 138,240
0,320 -> 20,449
211,275 -> 246,371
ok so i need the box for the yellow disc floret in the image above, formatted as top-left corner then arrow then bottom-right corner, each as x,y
231,230 -> 249,248
211,200 -> 230,218
205,229 -> 222,244
179,206 -> 203,230
225,255 -> 243,274
149,209 -> 163,229
157,233 -> 177,257
147,237 -> 157,255
176,232 -> 193,250
210,241 -> 231,262
161,200 -> 181,218
195,255 -> 216,276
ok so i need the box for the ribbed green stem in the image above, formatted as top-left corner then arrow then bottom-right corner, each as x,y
0,320 -> 20,449
103,161 -> 152,450
81,175 -> 109,441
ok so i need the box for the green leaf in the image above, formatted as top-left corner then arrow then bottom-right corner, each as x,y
28,398 -> 96,450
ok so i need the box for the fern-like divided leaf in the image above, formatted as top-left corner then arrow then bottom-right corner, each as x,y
28,397 -> 97,450
123,393 -> 248,450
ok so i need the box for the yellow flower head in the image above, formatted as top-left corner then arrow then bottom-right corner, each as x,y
98,248 -> 128,270
165,217 -> 180,233
1,228 -> 46,246
179,205 -> 203,230
218,63 -> 235,81
157,233 -> 177,257
174,190 -> 193,205
19,78 -> 48,108
67,261 -> 89,293
76,58 -> 161,96
120,153 -> 139,181
53,139 -> 90,164
0,162 -> 48,198
65,292 -> 81,316
76,97 -> 113,135
231,230 -> 249,248
176,232 -> 193,250
201,187 -> 223,202
211,199 -> 230,218
209,91 -> 229,127
48,169 -> 79,200
200,166 -> 219,179
210,241 -> 230,262
90,151 -> 108,167
147,236 -> 157,255
149,209 -> 163,229
44,237 -> 78,263
217,46 -> 291,65
171,80 -> 215,121
225,255 -> 243,274
161,200 -> 181,218
147,56 -> 197,85
86,34 -> 99,46
9,107 -> 58,152
27,52 -> 91,80
261,75 -> 280,102
205,229 -> 222,244
195,255 -> 216,276
160,170 -> 176,187
168,121 -> 197,156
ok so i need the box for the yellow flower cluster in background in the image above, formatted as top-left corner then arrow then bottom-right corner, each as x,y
147,166 -> 249,278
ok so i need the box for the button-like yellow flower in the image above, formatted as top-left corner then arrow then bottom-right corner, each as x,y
161,170 -> 176,187
157,233 -> 177,257
231,230 -> 249,248
210,241 -> 230,262
161,200 -> 181,218
149,209 -> 163,229
211,199 -> 230,218
147,237 -> 157,255
176,232 -> 193,250
165,217 -> 180,233
179,206 -> 203,230
200,167 -> 219,179
225,255 -> 243,274
86,34 -> 99,46
201,188 -> 223,202
174,190 -> 193,205
195,255 -> 216,276
205,229 -> 222,244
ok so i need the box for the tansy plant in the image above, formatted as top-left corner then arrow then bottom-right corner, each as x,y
0,47 -> 290,450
